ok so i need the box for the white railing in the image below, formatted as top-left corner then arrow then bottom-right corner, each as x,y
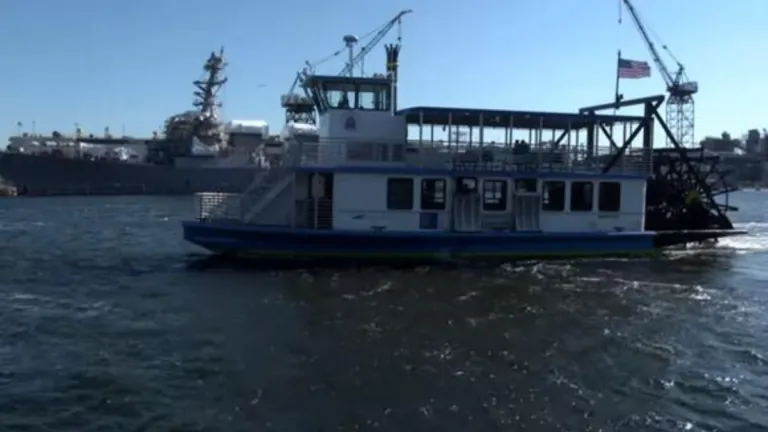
284,138 -> 653,176
194,192 -> 242,221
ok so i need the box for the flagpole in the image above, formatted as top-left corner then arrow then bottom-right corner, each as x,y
614,50 -> 621,104
613,50 -> 621,114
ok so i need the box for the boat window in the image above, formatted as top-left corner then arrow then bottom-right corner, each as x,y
375,143 -> 390,162
326,89 -> 352,109
458,177 -> 477,193
515,178 -> 537,193
483,180 -> 508,211
570,181 -> 594,212
542,181 -> 566,211
598,182 -> 622,212
347,142 -> 372,161
357,88 -> 375,109
387,177 -> 414,210
421,178 -> 446,210
391,143 -> 405,162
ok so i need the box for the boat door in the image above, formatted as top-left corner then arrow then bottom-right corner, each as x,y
452,177 -> 481,232
308,173 -> 334,229
512,179 -> 541,231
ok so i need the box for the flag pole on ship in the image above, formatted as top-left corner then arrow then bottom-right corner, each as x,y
613,49 -> 623,115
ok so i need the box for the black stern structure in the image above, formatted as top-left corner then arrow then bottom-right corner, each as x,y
579,95 -> 743,245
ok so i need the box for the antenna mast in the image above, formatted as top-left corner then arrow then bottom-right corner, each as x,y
343,35 -> 360,77
164,49 -> 228,146
192,48 -> 228,140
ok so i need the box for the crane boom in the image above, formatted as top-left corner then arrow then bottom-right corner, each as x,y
621,0 -> 697,96
338,9 -> 412,77
281,10 -> 412,125
620,0 -> 698,148
621,0 -> 674,88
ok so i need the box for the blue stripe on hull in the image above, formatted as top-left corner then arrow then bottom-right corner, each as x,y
182,221 -> 658,264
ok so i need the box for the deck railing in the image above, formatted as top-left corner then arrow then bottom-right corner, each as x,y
194,192 -> 243,221
281,138 -> 652,176
294,198 -> 333,229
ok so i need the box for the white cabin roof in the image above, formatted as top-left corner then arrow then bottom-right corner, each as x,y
226,119 -> 268,135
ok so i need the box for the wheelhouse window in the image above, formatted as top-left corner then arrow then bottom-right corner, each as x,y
321,84 -> 391,112
387,177 -> 414,210
542,181 -> 566,211
483,180 -> 508,211
421,178 -> 447,210
598,182 -> 622,212
570,181 -> 594,212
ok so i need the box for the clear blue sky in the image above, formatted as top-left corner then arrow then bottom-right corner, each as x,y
1,0 -> 764,144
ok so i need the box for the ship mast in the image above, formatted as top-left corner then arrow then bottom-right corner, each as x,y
192,48 -> 228,141
163,48 -> 228,146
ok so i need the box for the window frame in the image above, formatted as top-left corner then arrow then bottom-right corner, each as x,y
514,178 -> 538,193
569,181 -> 595,212
386,177 -> 415,210
420,178 -> 447,211
482,179 -> 508,211
598,181 -> 622,212
541,180 -> 566,212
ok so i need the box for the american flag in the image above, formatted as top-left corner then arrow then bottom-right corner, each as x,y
617,58 -> 651,79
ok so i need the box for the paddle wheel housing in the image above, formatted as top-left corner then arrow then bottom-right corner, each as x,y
579,95 -> 737,232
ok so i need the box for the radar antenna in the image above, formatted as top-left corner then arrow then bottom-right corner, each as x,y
338,9 -> 411,78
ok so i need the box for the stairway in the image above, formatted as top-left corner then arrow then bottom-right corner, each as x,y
242,167 -> 293,222
195,192 -> 242,221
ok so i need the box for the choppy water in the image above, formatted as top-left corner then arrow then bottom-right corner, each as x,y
1,192 -> 768,431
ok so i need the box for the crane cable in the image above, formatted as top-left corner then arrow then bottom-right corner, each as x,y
618,0 -> 680,69
303,18 -> 399,72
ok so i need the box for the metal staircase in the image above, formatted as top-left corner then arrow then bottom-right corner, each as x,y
241,167 -> 294,222
195,192 -> 242,221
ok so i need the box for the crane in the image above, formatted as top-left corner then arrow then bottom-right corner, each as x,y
280,10 -> 412,125
280,48 -> 349,125
621,0 -> 698,148
338,9 -> 411,77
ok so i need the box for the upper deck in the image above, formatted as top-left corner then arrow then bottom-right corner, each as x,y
398,106 -> 646,130
280,100 -> 654,178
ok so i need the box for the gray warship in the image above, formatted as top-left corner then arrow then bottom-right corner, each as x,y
1,49 -> 276,196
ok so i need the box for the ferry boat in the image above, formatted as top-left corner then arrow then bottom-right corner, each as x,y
181,69 -> 743,266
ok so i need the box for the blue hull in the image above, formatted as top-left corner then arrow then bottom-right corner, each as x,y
182,221 -> 658,265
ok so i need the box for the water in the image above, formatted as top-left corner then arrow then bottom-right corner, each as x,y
1,192 -> 767,431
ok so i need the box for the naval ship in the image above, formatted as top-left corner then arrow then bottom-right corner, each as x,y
0,49 -> 281,196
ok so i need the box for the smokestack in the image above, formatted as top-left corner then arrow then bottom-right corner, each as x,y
385,44 -> 401,112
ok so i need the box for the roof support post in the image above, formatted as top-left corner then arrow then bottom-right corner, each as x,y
479,113 -> 484,149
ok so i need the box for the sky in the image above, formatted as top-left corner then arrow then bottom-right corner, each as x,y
0,0 -> 765,145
